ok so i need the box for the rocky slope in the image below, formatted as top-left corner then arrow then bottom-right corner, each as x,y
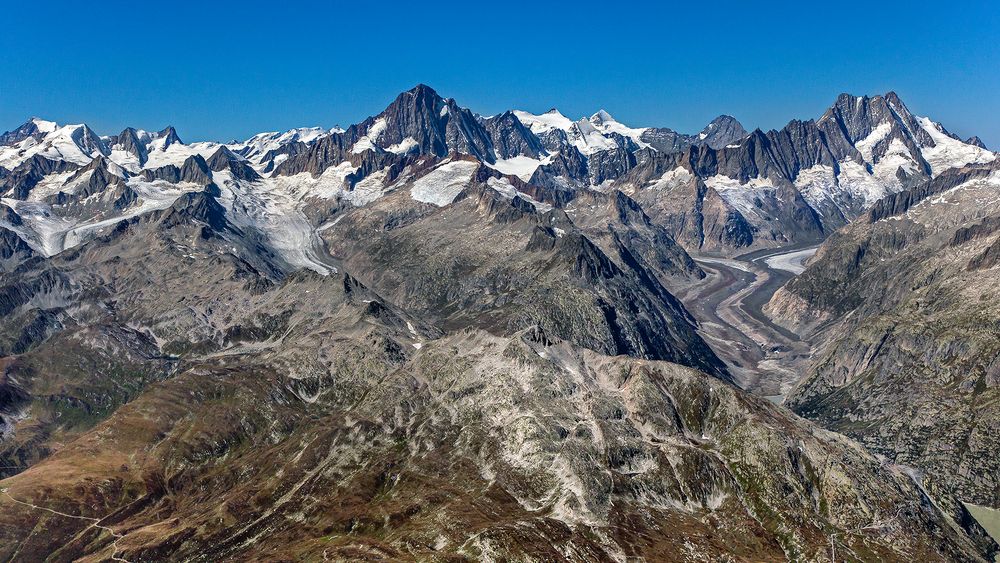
316,159 -> 726,379
767,161 -> 1000,526
0,215 -> 989,559
1,323 -> 987,561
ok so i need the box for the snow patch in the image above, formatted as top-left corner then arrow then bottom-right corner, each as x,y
142,140 -> 221,170
646,167 -> 693,191
486,177 -> 552,213
854,122 -> 892,163
352,118 -> 388,154
704,175 -> 778,220
347,169 -> 389,206
410,160 -> 479,207
512,109 -> 575,135
266,161 -> 358,202
837,160 -> 895,206
871,138 -> 917,182
385,136 -> 419,155
917,117 -> 995,176
487,154 -> 552,181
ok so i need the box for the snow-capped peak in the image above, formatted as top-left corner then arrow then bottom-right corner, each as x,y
511,107 -> 651,155
512,109 -> 575,135
29,117 -> 58,134
152,126 -> 182,149
0,120 -> 109,168
240,127 -> 329,152
590,109 -> 616,124
584,111 -> 650,151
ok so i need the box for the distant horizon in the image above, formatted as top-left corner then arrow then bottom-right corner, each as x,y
3,85 -> 991,150
2,1 -> 998,147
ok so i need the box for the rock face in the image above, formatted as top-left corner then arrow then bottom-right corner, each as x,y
206,145 -> 261,182
697,114 -> 750,149
108,127 -> 150,166
639,114 -> 749,153
484,110 -> 548,159
767,161 -> 1000,527
0,226 -> 33,269
141,154 -> 214,185
0,118 -> 52,147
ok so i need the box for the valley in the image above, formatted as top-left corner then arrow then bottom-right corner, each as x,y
679,244 -> 820,401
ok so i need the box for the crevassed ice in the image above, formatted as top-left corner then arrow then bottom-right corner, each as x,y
704,174 -> 778,220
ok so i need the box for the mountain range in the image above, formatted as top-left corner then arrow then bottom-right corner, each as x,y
1,85 -> 992,264
0,85 -> 998,561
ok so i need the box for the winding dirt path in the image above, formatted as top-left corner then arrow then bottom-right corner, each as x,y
1,488 -> 129,561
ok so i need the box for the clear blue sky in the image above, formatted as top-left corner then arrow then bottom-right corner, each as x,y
2,0 -> 998,147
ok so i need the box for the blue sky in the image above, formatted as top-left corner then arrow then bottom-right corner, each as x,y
2,0 -> 998,147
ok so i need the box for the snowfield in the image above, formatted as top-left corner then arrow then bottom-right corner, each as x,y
512,108 -> 649,155
487,154 -> 552,181
409,160 -> 479,206
486,177 -> 552,212
918,116 -> 996,175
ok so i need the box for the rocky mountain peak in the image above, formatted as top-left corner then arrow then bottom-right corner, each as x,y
71,124 -> 110,158
405,82 -> 440,99
0,118 -> 58,146
384,84 -> 450,122
590,109 -> 616,125
156,125 -> 182,148
206,145 -> 241,167
113,126 -> 150,165
821,92 -> 919,142
362,82 -> 495,163
207,145 -> 261,182
484,111 -> 547,159
697,115 -> 749,149
883,89 -> 904,107
967,135 -> 988,149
